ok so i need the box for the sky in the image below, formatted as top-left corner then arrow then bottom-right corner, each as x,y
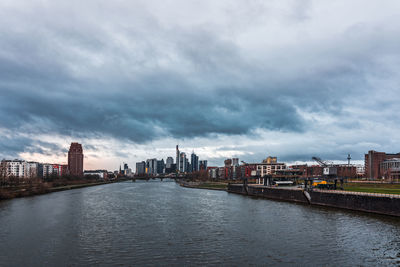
0,0 -> 400,170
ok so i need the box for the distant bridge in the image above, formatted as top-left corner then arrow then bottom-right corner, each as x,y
131,176 -> 179,182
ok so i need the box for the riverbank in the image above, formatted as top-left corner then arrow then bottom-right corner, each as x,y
0,180 -> 117,200
179,181 -> 229,191
228,184 -> 400,217
180,180 -> 400,195
344,182 -> 400,195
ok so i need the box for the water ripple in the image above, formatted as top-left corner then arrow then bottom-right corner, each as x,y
0,180 -> 399,266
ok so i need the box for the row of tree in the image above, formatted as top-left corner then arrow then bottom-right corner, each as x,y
0,174 -> 99,187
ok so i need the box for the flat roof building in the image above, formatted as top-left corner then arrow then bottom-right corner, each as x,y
365,150 -> 400,180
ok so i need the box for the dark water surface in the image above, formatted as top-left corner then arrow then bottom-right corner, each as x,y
0,180 -> 399,266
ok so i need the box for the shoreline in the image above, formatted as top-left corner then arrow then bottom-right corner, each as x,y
179,181 -> 400,217
228,184 -> 400,217
179,181 -> 228,191
0,180 -> 121,200
179,180 -> 400,195
48,181 -> 115,193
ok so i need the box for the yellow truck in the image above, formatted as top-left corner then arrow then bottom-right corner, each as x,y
312,180 -> 327,187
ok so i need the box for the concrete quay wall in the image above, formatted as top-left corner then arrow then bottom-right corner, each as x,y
228,184 -> 400,217
309,190 -> 400,217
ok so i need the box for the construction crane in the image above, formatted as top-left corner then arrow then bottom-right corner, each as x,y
312,156 -> 337,176
311,156 -> 346,190
312,157 -> 328,167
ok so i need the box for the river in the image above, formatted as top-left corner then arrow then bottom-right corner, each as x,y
0,180 -> 399,266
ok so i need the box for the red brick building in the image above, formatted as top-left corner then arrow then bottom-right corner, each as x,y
52,164 -> 69,176
365,150 -> 400,180
68,143 -> 84,177
291,165 -> 323,178
291,164 -> 357,179
336,165 -> 357,178
241,164 -> 257,178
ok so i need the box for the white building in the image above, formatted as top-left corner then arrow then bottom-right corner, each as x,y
42,163 -> 55,177
1,160 -> 66,178
256,163 -> 287,177
209,167 -> 218,179
179,152 -> 187,172
26,162 -> 39,178
1,160 -> 27,178
84,170 -> 106,179
124,168 -> 133,177
356,164 -> 365,176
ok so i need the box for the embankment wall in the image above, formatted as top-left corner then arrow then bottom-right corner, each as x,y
228,184 -> 400,217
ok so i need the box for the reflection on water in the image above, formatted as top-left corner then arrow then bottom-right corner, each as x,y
0,180 -> 399,266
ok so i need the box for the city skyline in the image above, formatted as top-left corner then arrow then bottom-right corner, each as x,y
1,141 -> 368,172
1,1 -> 400,266
1,1 -> 400,170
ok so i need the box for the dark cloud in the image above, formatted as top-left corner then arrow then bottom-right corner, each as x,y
0,136 -> 33,158
0,135 -> 65,159
0,0 -> 400,161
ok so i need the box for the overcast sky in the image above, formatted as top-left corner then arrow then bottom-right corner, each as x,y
1,0 -> 400,170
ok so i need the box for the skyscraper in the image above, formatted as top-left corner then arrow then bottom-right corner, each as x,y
191,152 -> 199,172
179,152 -> 187,172
199,160 -> 208,170
146,158 -> 158,175
157,159 -> 165,174
176,145 -> 180,172
166,157 -> 174,168
68,142 -> 83,177
136,161 -> 146,175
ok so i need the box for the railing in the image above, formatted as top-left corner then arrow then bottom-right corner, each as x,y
348,180 -> 400,184
313,189 -> 400,198
230,184 -> 400,198
248,184 -> 302,191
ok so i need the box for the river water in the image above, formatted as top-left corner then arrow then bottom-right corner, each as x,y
0,180 -> 399,266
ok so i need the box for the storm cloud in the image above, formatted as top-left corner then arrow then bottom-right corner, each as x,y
0,0 -> 400,167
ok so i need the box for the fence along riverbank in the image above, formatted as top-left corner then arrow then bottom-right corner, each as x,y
228,184 -> 400,217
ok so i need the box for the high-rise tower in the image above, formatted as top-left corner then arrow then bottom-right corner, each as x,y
176,145 -> 180,172
166,157 -> 174,168
179,152 -> 187,172
68,142 -> 83,177
191,151 -> 199,172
